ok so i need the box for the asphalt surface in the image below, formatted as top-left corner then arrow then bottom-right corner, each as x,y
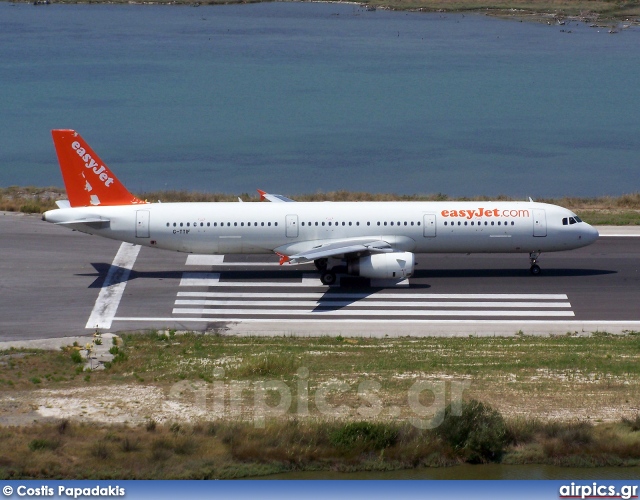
1,213 -> 639,342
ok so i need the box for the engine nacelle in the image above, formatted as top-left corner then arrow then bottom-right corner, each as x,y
347,252 -> 415,279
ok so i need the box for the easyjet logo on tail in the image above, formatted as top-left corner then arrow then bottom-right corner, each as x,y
71,141 -> 114,188
441,208 -> 530,219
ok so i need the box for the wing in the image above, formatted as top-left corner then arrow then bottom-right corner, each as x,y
275,238 -> 394,265
257,189 -> 296,203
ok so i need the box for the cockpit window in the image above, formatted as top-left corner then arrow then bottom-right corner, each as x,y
574,216 -> 582,223
562,218 -> 568,225
569,217 -> 576,224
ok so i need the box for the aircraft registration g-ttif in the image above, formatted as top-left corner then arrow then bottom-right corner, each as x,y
43,130 -> 599,284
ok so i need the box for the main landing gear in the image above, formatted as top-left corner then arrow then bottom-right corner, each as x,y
529,252 -> 541,275
315,258 -> 337,285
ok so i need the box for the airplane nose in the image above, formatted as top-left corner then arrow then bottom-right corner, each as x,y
585,224 -> 599,244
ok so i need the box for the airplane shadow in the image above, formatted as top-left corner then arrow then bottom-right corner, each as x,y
81,264 -> 616,312
411,268 -> 616,279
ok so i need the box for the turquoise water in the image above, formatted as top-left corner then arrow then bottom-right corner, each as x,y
1,2 -> 639,197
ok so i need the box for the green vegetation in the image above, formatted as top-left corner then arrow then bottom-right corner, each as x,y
1,332 -> 640,477
1,410 -> 640,479
3,186 -> 640,224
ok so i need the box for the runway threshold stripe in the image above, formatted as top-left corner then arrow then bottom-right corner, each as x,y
176,291 -> 569,300
171,308 -> 575,317
174,299 -> 572,308
85,243 -> 140,329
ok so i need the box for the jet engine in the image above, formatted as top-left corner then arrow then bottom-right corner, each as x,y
347,252 -> 415,279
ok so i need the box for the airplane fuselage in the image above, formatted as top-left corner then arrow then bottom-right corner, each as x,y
44,200 -> 598,256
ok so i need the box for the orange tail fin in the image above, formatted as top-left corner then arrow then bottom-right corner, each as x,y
51,129 -> 145,207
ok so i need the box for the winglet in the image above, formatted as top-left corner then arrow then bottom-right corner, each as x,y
276,252 -> 291,266
51,129 -> 146,207
257,189 -> 267,201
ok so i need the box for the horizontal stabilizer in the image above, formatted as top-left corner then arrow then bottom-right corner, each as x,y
55,217 -> 110,228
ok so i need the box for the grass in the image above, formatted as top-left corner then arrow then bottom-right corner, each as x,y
1,332 -> 640,477
1,413 -> 639,479
3,186 -> 640,225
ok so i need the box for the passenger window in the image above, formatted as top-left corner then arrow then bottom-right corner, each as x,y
411,222 -> 414,226
444,221 -> 447,226
275,222 -> 278,226
234,222 -> 237,227
404,222 -> 407,226
511,221 -> 514,226
173,223 -> 176,227
384,222 -> 387,226
417,222 -> 421,226
390,222 -> 394,226
377,222 -> 381,226
261,222 -> 264,226
491,221 -> 494,226
458,221 -> 461,226
180,223 -> 184,227
322,222 -> 325,226
464,221 -> 468,226
227,223 -> 231,227
268,222 -> 271,226
471,221 -> 474,226
356,222 -> 360,226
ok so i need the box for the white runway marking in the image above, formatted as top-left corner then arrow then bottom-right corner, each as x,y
172,308 -> 575,317
186,255 -> 282,266
174,299 -> 571,308
177,291 -> 569,300
173,270 -> 575,319
86,243 -> 140,329
179,272 -> 325,287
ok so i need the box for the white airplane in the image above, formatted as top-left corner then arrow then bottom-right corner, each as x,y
43,130 -> 599,284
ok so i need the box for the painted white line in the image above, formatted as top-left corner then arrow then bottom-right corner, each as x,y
171,308 -> 575,317
85,243 -> 140,330
179,272 -> 332,287
174,299 -> 572,308
176,291 -> 569,300
186,255 -> 283,266
112,317 -> 640,325
180,272 -> 220,286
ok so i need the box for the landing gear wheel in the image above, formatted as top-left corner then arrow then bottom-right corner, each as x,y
314,258 -> 328,271
529,251 -> 541,276
320,271 -> 337,286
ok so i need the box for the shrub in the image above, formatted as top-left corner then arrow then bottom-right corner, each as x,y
622,414 -> 640,432
435,399 -> 508,463
329,421 -> 398,451
70,350 -> 83,364
28,438 -> 60,452
90,441 -> 111,459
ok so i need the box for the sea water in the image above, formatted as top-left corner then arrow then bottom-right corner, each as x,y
1,2 -> 639,197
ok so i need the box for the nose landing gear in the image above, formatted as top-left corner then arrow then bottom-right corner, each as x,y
529,252 -> 541,275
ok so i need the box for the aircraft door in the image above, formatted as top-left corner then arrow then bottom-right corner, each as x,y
136,210 -> 150,238
286,214 -> 299,238
423,213 -> 436,237
533,209 -> 547,237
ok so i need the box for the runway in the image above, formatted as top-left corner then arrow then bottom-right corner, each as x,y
2,213 -> 639,340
